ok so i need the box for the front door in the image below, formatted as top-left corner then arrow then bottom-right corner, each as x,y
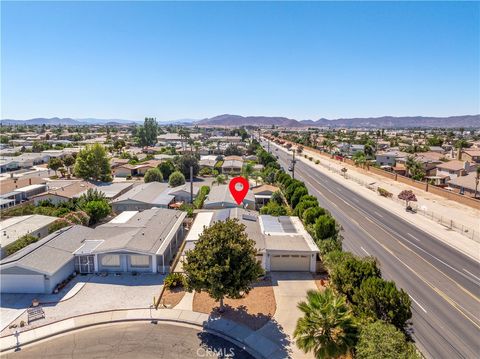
75,255 -> 95,274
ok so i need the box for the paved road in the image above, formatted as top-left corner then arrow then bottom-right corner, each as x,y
4,322 -> 253,359
263,140 -> 480,359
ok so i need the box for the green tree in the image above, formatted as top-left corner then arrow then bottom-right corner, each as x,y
291,187 -> 309,209
314,215 -> 339,240
81,200 -> 111,224
63,155 -> 76,174
352,277 -> 412,331
74,144 -> 112,182
183,218 -> 264,311
260,201 -> 287,216
169,171 -> 186,187
144,167 -> 163,183
303,206 -> 327,226
330,255 -> 381,301
158,160 -> 175,180
270,191 -> 284,205
47,157 -> 64,176
213,174 -> 227,185
355,321 -> 420,359
174,154 -> 199,178
317,238 -> 342,257
225,144 -> 243,156
137,117 -> 158,146
294,288 -> 357,359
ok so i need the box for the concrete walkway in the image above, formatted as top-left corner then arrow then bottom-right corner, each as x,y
257,272 -> 317,359
174,291 -> 194,310
0,308 -> 287,359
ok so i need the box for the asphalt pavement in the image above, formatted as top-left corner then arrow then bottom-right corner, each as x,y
263,140 -> 480,359
3,322 -> 253,359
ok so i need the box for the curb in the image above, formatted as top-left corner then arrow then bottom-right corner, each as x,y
0,309 -> 276,359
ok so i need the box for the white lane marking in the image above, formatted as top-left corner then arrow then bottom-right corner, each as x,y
407,233 -> 420,242
360,246 -> 370,256
409,294 -> 428,313
373,210 -> 383,218
463,269 -> 480,282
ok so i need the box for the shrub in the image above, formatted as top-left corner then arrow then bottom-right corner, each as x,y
4,234 -> 39,256
169,171 -> 186,187
144,167 -> 163,183
49,218 -> 73,234
270,191 -> 283,205
314,215 -> 339,240
377,187 -> 393,198
81,200 -> 111,224
199,167 -> 212,176
290,187 -> 309,209
164,272 -> 186,289
315,160 -> 320,164
317,238 -> 342,256
180,203 -> 194,217
126,175 -> 132,180
193,186 -> 210,209
302,206 -> 327,225
308,156 -> 313,161
355,321 -> 420,359
260,201 -> 288,216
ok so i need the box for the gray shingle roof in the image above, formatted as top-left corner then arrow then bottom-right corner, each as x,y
86,208 -> 186,255
1,226 -> 94,275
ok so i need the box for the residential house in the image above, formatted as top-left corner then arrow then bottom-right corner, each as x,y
203,184 -> 255,210
221,156 -> 244,175
0,226 -> 94,293
252,184 -> 280,208
1,215 -> 58,258
461,150 -> 480,164
435,161 -> 476,180
178,208 -> 319,273
447,172 -> 479,198
32,180 -> 96,205
74,208 -> 186,274
114,160 -> 161,177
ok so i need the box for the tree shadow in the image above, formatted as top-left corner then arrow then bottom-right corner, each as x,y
202,305 -> 292,358
197,331 -> 255,359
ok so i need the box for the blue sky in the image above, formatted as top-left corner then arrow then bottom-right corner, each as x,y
1,1 -> 479,121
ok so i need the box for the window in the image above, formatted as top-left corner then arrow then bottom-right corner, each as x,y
101,255 -> 120,267
130,255 -> 150,268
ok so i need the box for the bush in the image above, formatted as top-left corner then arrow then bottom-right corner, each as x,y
270,191 -> 283,205
193,186 -> 210,209
290,187 -> 309,209
260,201 -> 288,216
169,171 -> 186,187
164,272 -> 186,289
356,321 -> 420,359
81,200 -> 111,224
377,187 -> 393,198
315,160 -> 320,164
180,203 -> 194,217
199,167 -> 213,176
317,238 -> 342,256
4,234 -> 39,256
144,168 -> 163,183
49,218 -> 73,233
126,175 -> 132,180
308,156 -> 313,161
302,206 -> 327,225
352,277 -> 412,331
314,215 -> 339,240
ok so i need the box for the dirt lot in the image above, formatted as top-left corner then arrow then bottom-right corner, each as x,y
193,277 -> 276,330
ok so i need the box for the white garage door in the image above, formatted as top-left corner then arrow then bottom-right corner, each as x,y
0,274 -> 45,293
270,255 -> 310,272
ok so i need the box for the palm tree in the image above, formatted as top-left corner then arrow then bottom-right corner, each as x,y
294,289 -> 357,359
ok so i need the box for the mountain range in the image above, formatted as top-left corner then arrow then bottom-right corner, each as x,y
1,114 -> 478,128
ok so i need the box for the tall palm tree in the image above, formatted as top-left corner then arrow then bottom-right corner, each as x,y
294,288 -> 357,359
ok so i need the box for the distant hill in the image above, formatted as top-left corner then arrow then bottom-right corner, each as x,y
0,117 -> 139,126
195,114 -> 480,128
195,114 -> 299,127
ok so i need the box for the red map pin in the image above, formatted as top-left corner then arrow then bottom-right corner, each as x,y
229,176 -> 250,205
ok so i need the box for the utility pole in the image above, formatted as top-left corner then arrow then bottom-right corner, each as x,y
190,165 -> 193,203
292,149 -> 296,179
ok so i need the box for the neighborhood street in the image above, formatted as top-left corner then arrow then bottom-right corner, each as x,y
265,140 -> 480,359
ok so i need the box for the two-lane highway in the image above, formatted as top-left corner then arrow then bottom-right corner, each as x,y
262,140 -> 480,358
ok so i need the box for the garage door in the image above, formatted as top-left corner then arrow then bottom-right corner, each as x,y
0,274 -> 45,293
270,255 -> 310,272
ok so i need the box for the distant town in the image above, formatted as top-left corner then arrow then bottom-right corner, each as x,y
0,118 -> 478,358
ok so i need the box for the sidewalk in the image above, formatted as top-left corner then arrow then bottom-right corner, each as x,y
272,142 -> 480,260
0,308 -> 287,358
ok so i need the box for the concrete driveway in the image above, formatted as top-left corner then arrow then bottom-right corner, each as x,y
257,272 -> 317,359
